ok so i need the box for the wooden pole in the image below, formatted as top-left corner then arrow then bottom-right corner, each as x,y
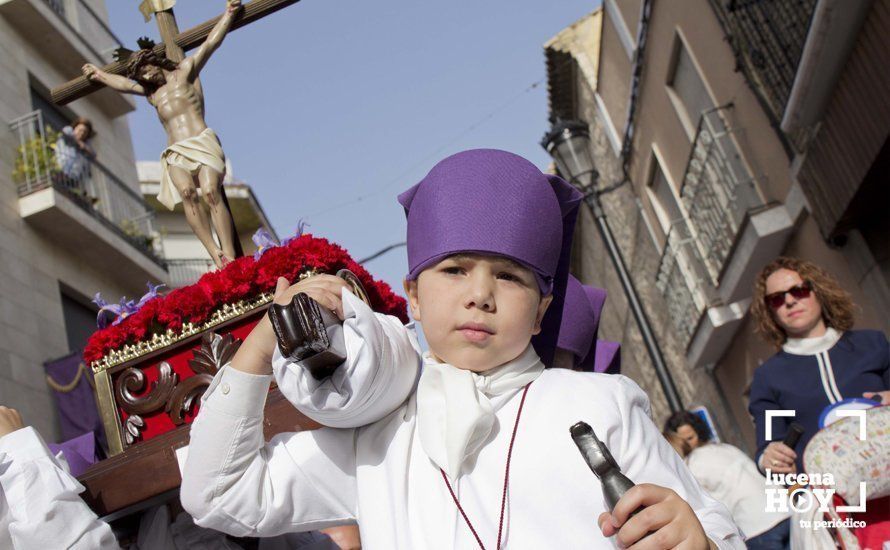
51,0 -> 302,105
154,9 -> 185,63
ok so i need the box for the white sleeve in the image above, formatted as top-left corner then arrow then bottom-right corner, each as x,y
609,377 -> 745,550
272,287 -> 421,428
685,451 -> 719,496
0,427 -> 120,549
180,366 -> 358,538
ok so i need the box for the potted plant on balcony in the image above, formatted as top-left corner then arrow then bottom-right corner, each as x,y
119,219 -> 156,253
11,127 -> 58,191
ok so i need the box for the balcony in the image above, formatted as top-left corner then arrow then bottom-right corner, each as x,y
166,258 -> 215,288
0,0 -> 134,117
11,110 -> 167,284
680,107 -> 766,284
656,223 -> 716,345
656,106 -> 796,365
709,0 -> 818,126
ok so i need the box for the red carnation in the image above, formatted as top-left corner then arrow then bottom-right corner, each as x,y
85,234 -> 409,363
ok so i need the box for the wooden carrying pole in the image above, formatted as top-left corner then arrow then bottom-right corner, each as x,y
51,0 -> 301,105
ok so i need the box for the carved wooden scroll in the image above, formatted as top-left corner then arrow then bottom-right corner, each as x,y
115,331 -> 242,445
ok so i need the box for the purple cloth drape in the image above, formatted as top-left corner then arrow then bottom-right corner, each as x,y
43,350 -> 106,452
47,431 -> 98,477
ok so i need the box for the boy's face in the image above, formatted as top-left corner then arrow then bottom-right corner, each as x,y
404,254 -> 553,372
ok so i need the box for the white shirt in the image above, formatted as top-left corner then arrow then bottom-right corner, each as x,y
181,296 -> 744,549
686,443 -> 789,538
0,427 -> 119,549
0,427 -> 242,550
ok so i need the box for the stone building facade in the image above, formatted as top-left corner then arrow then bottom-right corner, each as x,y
0,0 -> 165,439
544,0 -> 889,451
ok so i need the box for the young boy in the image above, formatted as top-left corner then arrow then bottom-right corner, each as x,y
181,149 -> 742,548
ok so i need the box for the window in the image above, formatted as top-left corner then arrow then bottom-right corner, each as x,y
60,285 -> 98,352
648,160 -> 684,237
668,38 -> 713,133
605,0 -> 637,59
30,82 -> 71,132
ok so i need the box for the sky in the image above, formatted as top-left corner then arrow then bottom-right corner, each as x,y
107,0 -> 599,299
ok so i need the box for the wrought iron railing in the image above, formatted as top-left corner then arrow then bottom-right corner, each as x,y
10,110 -> 164,265
42,0 -> 124,62
655,106 -> 766,346
710,0 -> 817,123
679,105 -> 764,284
166,259 -> 216,288
655,222 -> 715,346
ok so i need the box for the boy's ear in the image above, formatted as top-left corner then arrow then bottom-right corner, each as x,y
403,279 -> 421,321
531,294 -> 554,335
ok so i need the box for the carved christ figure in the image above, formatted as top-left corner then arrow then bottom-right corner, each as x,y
83,0 -> 242,268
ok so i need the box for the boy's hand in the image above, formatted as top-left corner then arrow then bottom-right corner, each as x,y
237,275 -> 351,374
597,484 -> 713,549
272,274 -> 349,320
0,406 -> 24,438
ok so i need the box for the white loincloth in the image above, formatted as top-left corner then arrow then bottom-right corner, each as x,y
158,128 -> 226,210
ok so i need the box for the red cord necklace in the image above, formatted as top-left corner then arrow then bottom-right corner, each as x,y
439,382 -> 532,550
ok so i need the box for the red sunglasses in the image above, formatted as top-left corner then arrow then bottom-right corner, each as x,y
765,282 -> 812,309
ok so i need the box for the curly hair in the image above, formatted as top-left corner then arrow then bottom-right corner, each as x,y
751,257 -> 856,348
125,49 -> 178,81
664,411 -> 712,443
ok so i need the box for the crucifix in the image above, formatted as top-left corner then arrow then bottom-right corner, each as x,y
52,0 -> 302,268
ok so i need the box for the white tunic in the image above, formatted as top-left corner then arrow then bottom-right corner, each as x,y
182,293 -> 744,549
0,427 -> 119,549
686,443 -> 789,539
0,427 -> 243,550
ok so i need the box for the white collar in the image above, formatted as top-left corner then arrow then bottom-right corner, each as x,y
782,327 -> 842,355
416,345 -> 544,479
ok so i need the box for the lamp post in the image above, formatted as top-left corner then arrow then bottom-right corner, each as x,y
541,120 -> 683,413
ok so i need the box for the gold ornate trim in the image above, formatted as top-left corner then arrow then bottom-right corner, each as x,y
89,292 -> 273,373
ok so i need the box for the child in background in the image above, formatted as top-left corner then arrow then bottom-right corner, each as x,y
552,275 -> 620,373
182,149 -> 743,548
665,411 -> 791,550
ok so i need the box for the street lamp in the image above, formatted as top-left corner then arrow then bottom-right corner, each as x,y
541,120 -> 683,413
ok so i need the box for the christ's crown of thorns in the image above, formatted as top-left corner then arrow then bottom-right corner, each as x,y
113,37 -> 159,64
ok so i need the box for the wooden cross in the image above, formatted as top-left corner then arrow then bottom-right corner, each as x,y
51,0 -> 301,105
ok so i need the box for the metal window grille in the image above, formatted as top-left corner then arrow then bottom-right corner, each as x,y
711,0 -> 817,121
680,105 -> 764,284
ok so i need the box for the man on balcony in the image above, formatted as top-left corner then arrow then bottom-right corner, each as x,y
81,0 -> 242,269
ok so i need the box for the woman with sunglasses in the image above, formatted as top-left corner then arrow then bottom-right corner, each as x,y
748,257 -> 889,476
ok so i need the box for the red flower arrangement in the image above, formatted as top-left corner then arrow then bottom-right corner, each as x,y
83,234 -> 408,364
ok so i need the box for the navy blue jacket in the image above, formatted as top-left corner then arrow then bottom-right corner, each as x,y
748,329 -> 889,472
